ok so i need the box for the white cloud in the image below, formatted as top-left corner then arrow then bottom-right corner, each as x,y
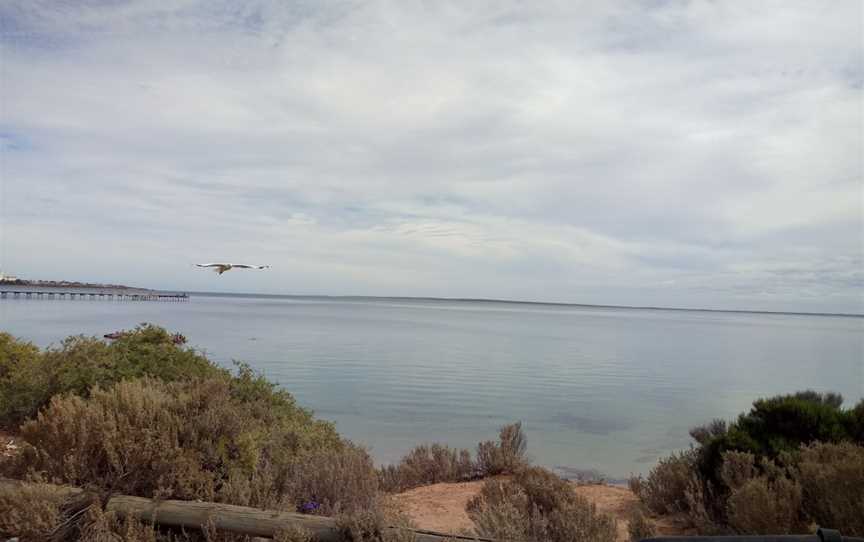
0,0 -> 861,313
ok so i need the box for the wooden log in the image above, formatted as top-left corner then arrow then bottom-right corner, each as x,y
0,479 -> 487,542
105,495 -> 484,542
105,496 -> 343,541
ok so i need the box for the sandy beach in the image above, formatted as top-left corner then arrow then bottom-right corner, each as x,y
392,479 -> 688,542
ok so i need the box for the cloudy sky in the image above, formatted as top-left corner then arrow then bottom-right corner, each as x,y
0,1 -> 861,313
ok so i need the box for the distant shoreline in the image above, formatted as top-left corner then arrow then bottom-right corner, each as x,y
3,280 -> 148,290
4,280 -> 860,318
187,291 -> 864,319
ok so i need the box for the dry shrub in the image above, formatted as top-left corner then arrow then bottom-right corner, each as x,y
274,524 -> 315,542
796,442 -> 864,536
378,443 -> 475,493
631,450 -> 696,515
78,506 -> 163,542
467,466 -> 617,542
476,422 -> 528,476
627,507 -> 656,542
336,499 -> 417,542
569,469 -> 606,485
682,475 -> 719,534
0,479 -> 67,539
288,442 -> 380,515
719,451 -> 757,491
726,475 -> 806,534
4,376 -> 342,507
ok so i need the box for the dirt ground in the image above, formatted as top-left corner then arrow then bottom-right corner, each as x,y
0,431 -> 17,460
392,479 -> 686,542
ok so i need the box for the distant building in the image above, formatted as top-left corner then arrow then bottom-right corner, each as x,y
0,271 -> 18,282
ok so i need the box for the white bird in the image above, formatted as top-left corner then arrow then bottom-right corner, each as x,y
195,263 -> 271,275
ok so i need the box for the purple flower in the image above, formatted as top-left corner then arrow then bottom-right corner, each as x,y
299,501 -> 320,513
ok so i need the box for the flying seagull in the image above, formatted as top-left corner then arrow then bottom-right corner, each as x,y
195,263 -> 271,275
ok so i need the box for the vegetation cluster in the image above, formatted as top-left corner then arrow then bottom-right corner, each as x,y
630,391 -> 864,536
0,326 -> 618,542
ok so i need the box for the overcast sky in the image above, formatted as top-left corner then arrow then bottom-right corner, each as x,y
0,1 -> 861,313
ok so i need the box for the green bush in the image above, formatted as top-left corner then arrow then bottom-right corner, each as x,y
636,391 -> 864,536
378,443 -> 475,493
846,399 -> 864,442
688,391 -> 862,518
0,325 -> 224,429
476,422 -> 528,476
0,332 -> 40,379
467,466 -> 617,542
697,391 -> 861,482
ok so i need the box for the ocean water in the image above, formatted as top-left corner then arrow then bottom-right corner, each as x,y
2,292 -> 862,479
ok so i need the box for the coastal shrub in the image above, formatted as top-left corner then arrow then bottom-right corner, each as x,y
718,450 -> 758,491
288,442 -> 380,515
378,443 -> 475,492
846,399 -> 864,442
696,391 -> 861,486
682,476 -> 722,535
635,391 -> 864,536
0,332 -> 40,378
335,501 -> 417,542
689,419 -> 727,446
726,475 -> 805,534
796,442 -> 864,536
78,506 -> 165,542
627,507 -> 656,542
476,422 -> 528,476
0,479 -> 67,539
273,524 -> 315,542
0,325 -> 224,429
3,376 -> 341,506
630,450 -> 696,515
466,466 -> 617,542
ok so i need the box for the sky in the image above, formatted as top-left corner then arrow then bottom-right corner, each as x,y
0,1 -> 862,313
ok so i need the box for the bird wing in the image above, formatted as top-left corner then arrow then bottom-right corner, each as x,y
196,263 -> 223,268
231,264 -> 254,269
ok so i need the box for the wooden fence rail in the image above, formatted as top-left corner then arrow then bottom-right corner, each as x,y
0,479 -> 486,542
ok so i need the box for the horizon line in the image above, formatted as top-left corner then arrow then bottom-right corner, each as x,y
181,290 -> 864,319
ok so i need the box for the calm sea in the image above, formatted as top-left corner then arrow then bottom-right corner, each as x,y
2,291 -> 862,479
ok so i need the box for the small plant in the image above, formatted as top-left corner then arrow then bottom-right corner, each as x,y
274,524 -> 315,542
378,443 -> 475,492
0,479 -> 67,539
336,500 -> 417,542
630,450 -> 696,515
288,442 -> 380,515
467,466 -> 617,542
476,422 -> 528,476
726,475 -> 806,534
628,507 -> 656,542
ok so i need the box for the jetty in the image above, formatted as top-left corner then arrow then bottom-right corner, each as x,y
0,289 -> 189,302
